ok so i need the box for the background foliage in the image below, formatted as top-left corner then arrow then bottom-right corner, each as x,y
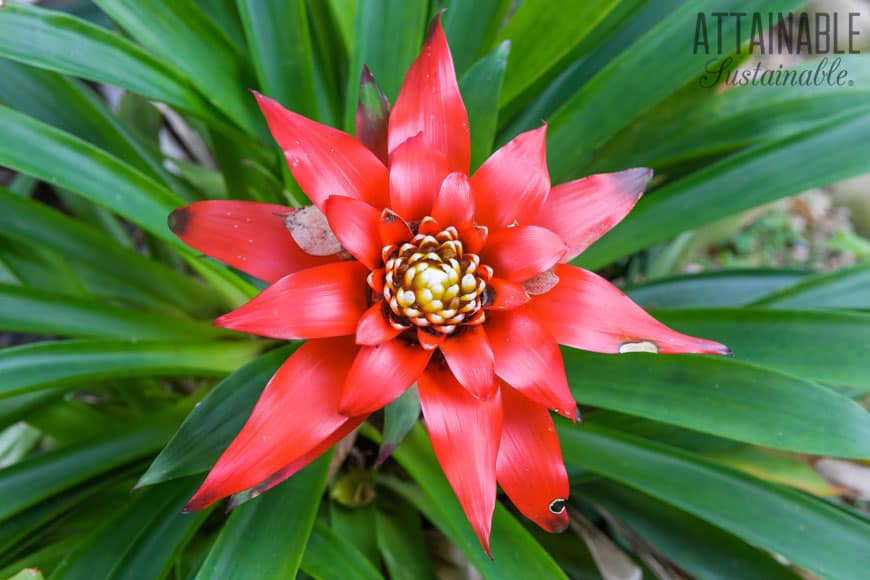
0,0 -> 868,578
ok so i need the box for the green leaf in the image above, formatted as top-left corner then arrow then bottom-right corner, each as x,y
380,424 -> 567,578
0,413 -> 180,521
577,110 -> 870,269
581,481 -> 797,580
589,55 -> 870,172
0,189 -> 216,314
306,0 -> 348,127
93,0 -> 262,134
545,0 -> 804,180
752,263 -> 870,310
0,236 -> 87,299
168,159 -> 228,200
344,0 -> 427,129
375,492 -> 435,580
196,0 -> 249,54
300,522 -> 385,580
0,107 -> 182,243
137,345 -> 295,487
497,0 -> 620,108
706,446 -> 838,496
0,391 -> 61,433
624,269 -> 807,310
0,285 -> 226,340
0,543 -> 68,580
55,189 -> 136,248
558,424 -> 870,580
654,308 -> 870,388
53,477 -> 209,580
441,0 -> 510,76
329,502 -> 380,567
0,339 -> 263,399
459,41 -> 510,171
0,3 -> 213,119
236,0 -> 319,120
195,455 -> 330,580
562,349 -> 870,458
500,0 -> 679,140
0,60 -> 169,185
377,385 -> 420,466
117,92 -> 163,148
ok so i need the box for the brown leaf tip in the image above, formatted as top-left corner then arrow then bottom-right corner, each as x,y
168,207 -> 190,235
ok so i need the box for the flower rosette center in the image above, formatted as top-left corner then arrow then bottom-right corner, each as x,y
380,221 -> 487,340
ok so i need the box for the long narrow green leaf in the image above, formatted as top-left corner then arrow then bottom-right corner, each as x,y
0,473 -> 133,557
752,263 -> 870,310
301,522 -> 384,580
558,424 -> 870,580
196,0 -> 248,53
0,60 -> 168,185
0,3 -> 213,118
545,0 -> 804,180
236,0 -> 319,120
459,41 -> 510,171
0,391 -> 61,432
53,478 -> 209,580
655,308 -> 870,388
0,236 -> 86,298
625,269 -> 807,310
306,0 -> 348,126
577,110 -> 870,269
497,0 -> 620,107
562,349 -> 870,458
0,107 -> 181,242
344,0 -> 427,129
0,189 -> 217,313
376,493 -> 435,580
0,414 -> 180,520
195,455 -> 330,579
93,0 -> 262,134
501,0 -> 679,139
441,0 -> 510,76
137,345 -> 295,487
0,340 -> 263,399
382,424 -> 567,578
55,188 -> 137,248
589,55 -> 870,172
0,285 -> 225,340
581,481 -> 798,579
330,502 -> 380,567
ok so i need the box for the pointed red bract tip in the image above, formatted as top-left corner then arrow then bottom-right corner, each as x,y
472,123 -> 550,230
388,11 -> 469,174
418,365 -> 501,555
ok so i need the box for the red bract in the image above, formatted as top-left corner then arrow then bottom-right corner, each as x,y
169,18 -> 729,555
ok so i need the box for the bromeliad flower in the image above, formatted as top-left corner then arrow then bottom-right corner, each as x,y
169,18 -> 729,554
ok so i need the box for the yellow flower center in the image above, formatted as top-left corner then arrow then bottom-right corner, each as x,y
382,226 -> 489,335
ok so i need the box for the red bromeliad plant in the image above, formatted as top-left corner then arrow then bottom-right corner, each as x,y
169,18 -> 729,553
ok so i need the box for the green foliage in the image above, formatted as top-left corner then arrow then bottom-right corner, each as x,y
0,0 -> 868,577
